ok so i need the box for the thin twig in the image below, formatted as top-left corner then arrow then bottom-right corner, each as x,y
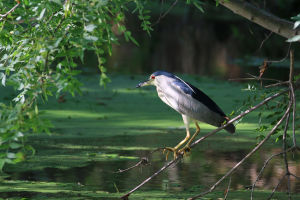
120,154 -> 182,199
0,2 -> 20,20
264,81 -> 289,88
250,148 -> 292,200
116,147 -> 165,174
257,31 -> 273,52
152,0 -> 178,27
224,176 -> 231,200
120,89 -> 289,199
267,43 -> 291,64
267,175 -> 286,200
189,100 -> 292,200
229,73 -> 283,83
115,157 -> 149,173
54,15 -> 66,33
287,174 -> 292,200
289,50 -> 297,147
282,109 -> 291,173
282,109 -> 291,200
247,73 -> 283,82
250,146 -> 297,200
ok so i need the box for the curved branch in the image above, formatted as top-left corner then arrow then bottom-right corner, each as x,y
217,0 -> 300,39
0,2 -> 20,21
189,99 -> 293,200
250,146 -> 294,200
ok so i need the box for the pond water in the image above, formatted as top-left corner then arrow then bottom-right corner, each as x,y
6,145 -> 300,195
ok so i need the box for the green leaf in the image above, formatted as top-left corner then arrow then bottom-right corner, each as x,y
275,135 -> 283,143
13,152 -> 25,163
84,24 -> 97,32
286,35 -> 300,42
9,143 -> 22,149
7,152 -> 16,159
291,14 -> 300,21
0,72 -> 6,86
83,34 -> 98,41
99,72 -> 111,87
193,0 -> 205,13
37,8 -> 46,21
294,21 -> 300,29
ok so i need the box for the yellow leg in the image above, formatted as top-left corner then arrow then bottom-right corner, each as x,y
163,129 -> 190,160
178,122 -> 200,154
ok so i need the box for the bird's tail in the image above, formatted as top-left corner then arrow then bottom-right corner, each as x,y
224,116 -> 235,134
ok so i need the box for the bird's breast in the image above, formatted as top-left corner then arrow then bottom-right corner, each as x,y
156,85 -> 180,112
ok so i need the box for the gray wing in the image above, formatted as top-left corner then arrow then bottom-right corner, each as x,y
171,78 -> 226,127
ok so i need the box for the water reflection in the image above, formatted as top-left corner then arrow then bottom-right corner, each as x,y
8,148 -> 300,193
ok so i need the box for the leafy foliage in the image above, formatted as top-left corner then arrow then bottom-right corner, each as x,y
0,0 -> 154,170
238,83 -> 290,144
287,13 -> 300,42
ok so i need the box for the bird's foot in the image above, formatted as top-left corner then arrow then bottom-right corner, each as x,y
162,147 -> 178,160
178,145 -> 191,156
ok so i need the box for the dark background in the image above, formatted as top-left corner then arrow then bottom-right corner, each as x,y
84,0 -> 300,79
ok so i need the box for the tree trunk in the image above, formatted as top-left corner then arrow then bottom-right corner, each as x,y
217,0 -> 300,39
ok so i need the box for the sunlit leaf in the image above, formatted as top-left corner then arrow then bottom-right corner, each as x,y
7,153 -> 16,159
0,72 -> 6,86
84,24 -> 97,32
83,34 -> 98,41
286,35 -> 300,42
294,21 -> 300,29
37,8 -> 46,21
9,143 -> 22,149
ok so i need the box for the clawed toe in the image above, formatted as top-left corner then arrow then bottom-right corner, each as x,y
178,146 -> 191,155
162,147 -> 178,160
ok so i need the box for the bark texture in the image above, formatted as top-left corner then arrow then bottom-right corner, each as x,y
218,0 -> 300,39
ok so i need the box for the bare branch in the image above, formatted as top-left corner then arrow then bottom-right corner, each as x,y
287,174 -> 292,200
264,81 -> 289,88
115,157 -> 149,173
229,73 -> 284,83
267,175 -> 286,200
152,0 -> 178,27
282,112 -> 291,173
265,43 -> 291,64
224,176 -> 232,200
120,154 -> 182,200
250,146 -> 295,200
189,100 -> 292,200
0,2 -> 20,21
257,31 -> 273,52
282,110 -> 291,200
216,0 -> 300,39
289,50 -> 297,147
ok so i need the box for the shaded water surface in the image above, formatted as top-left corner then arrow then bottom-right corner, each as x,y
7,148 -> 300,194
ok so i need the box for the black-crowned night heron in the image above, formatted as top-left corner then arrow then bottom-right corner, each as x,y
136,71 -> 235,160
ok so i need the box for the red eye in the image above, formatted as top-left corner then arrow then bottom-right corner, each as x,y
151,75 -> 155,79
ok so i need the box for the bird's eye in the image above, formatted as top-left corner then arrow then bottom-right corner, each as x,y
150,75 -> 155,80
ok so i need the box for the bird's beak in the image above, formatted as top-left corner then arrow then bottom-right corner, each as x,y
136,80 -> 150,88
